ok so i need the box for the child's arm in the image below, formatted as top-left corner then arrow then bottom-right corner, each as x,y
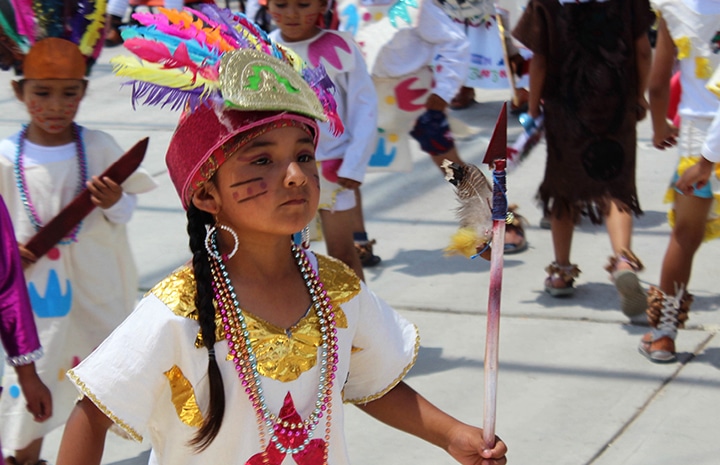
56,396 -> 113,465
676,105 -> 720,193
648,17 -> 678,150
15,362 -> 52,422
634,31 -> 652,121
357,381 -> 507,464
527,52 -> 546,119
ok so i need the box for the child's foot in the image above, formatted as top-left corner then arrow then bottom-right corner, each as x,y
638,333 -> 676,363
605,248 -> 645,317
504,204 -> 528,254
544,262 -> 580,297
449,86 -> 476,110
355,239 -> 381,267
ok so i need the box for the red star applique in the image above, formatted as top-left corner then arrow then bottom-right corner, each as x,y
246,393 -> 327,465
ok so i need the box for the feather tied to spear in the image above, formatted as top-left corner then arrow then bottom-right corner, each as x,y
441,160 -> 494,260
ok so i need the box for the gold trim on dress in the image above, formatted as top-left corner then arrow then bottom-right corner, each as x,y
67,369 -> 144,442
150,254 -> 360,381
164,365 -> 204,427
343,324 -> 421,405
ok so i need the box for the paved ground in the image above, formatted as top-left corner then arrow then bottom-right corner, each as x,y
1,41 -> 719,465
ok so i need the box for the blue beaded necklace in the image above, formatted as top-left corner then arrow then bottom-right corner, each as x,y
14,123 -> 88,244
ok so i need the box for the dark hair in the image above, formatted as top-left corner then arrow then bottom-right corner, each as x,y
186,203 -> 226,451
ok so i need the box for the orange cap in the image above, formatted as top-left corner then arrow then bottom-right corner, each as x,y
23,38 -> 86,80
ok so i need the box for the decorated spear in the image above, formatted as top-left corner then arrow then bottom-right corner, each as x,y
481,103 -> 508,448
442,104 -> 508,448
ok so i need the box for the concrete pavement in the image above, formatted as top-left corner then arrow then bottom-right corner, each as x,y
1,42 -> 719,465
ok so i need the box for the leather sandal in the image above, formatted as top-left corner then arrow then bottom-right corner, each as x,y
355,239 -> 381,267
544,262 -> 581,297
450,86 -> 476,110
605,248 -> 646,317
504,204 -> 528,254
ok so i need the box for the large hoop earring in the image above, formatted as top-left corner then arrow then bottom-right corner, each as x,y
301,225 -> 311,249
205,224 -> 239,261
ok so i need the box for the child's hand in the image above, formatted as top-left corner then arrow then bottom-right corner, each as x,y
17,243 -> 38,269
15,364 -> 53,422
676,157 -> 715,195
337,177 -> 361,190
446,423 -> 507,465
652,122 -> 678,150
87,176 -> 123,209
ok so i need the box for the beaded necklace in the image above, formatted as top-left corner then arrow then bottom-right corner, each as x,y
208,237 -> 338,462
14,123 -> 88,244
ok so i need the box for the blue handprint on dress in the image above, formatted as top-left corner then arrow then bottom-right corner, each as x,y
29,269 -> 72,318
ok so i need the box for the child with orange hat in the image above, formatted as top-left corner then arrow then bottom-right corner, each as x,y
0,36 -> 156,464
51,6 -> 507,465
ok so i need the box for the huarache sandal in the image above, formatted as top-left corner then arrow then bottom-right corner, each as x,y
355,239 -> 381,267
504,204 -> 528,254
449,86 -> 476,110
544,262 -> 581,297
605,248 -> 646,317
638,286 -> 692,363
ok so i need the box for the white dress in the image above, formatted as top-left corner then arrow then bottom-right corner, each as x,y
336,0 -> 469,171
0,127 -> 156,449
68,253 -> 420,465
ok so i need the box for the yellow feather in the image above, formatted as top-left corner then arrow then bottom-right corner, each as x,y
78,0 -> 107,55
444,228 -> 485,258
110,56 -> 217,92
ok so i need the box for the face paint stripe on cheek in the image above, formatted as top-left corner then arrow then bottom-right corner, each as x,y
229,178 -> 269,203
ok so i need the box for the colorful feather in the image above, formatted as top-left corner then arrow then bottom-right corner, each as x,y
114,4 -> 342,128
0,0 -> 107,75
10,0 -> 35,42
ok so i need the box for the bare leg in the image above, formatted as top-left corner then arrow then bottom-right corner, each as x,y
429,147 -> 464,172
13,437 -> 43,464
551,213 -> 575,266
349,186 -> 366,233
604,200 -> 635,272
659,194 -> 712,294
319,208 -> 364,280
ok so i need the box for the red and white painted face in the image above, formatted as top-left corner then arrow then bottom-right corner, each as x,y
268,0 -> 325,42
18,79 -> 86,139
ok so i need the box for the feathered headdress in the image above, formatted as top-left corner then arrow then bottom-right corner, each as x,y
0,0 -> 106,74
110,4 -> 344,135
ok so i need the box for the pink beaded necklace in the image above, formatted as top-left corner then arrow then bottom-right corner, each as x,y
14,123 -> 88,243
208,237 -> 338,463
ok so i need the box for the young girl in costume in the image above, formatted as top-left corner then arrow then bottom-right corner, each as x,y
54,6 -> 507,464
639,0 -> 720,363
512,0 -> 653,309
0,36 -> 157,464
0,195 -> 52,464
267,0 -> 380,277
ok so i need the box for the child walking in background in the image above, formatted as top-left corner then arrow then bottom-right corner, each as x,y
512,0 -> 653,309
640,0 -> 720,363
267,0 -> 380,278
0,195 -> 52,465
54,6 -> 507,464
0,37 -> 156,464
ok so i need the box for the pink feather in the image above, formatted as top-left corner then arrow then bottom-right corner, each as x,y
11,0 -> 36,43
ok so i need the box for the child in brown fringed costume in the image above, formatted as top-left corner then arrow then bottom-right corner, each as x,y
512,0 -> 654,313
